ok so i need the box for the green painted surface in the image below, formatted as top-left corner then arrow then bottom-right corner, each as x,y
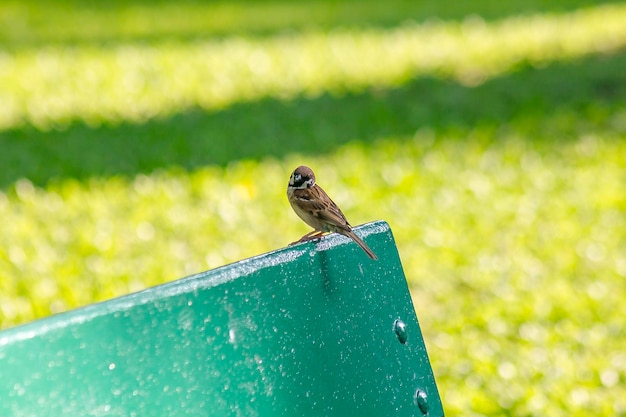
0,221 -> 443,417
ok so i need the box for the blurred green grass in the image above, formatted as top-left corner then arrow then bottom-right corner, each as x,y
1,1 -> 626,416
0,0 -> 617,47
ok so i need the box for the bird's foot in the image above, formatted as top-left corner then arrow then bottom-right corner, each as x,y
289,231 -> 325,246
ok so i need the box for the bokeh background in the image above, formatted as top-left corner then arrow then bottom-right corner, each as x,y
1,0 -> 626,415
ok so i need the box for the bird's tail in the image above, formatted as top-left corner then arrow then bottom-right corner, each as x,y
344,230 -> 378,260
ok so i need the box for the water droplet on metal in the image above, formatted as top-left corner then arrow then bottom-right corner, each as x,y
415,389 -> 429,415
393,319 -> 408,344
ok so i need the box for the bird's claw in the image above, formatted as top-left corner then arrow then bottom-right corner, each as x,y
289,231 -> 324,246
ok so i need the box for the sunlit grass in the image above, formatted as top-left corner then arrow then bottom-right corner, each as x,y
1,4 -> 626,130
0,0 -> 613,46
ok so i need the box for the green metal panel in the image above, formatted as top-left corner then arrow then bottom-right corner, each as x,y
0,221 -> 443,417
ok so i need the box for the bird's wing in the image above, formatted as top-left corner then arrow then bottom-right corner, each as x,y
293,186 -> 351,231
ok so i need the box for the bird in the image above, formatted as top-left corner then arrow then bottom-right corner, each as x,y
287,165 -> 378,260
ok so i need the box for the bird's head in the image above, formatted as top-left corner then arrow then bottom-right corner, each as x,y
288,165 -> 316,189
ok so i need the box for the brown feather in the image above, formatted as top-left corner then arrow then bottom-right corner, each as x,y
341,230 -> 378,260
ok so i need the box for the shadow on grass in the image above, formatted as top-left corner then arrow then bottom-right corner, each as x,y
1,50 -> 625,189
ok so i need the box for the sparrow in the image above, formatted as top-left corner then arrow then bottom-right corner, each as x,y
287,165 -> 378,260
